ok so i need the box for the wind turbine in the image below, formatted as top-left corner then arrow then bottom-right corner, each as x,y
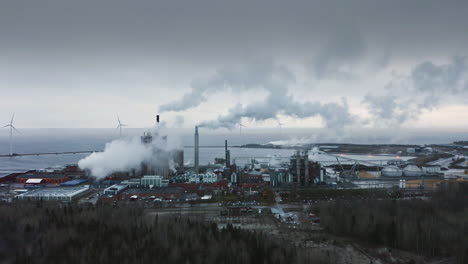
277,120 -> 284,135
115,115 -> 127,137
237,122 -> 246,148
237,122 -> 246,136
3,113 -> 20,156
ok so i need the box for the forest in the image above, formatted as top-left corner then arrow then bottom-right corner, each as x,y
316,181 -> 468,263
0,202 -> 322,264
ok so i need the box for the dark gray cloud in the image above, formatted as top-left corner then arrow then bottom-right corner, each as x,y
1,0 -> 467,59
312,26 -> 366,80
1,0 -> 468,128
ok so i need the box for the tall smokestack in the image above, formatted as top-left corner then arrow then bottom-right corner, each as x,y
304,150 -> 309,186
225,139 -> 230,167
194,126 -> 199,173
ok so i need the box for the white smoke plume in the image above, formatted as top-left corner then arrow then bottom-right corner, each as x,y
78,127 -> 182,180
199,85 -> 355,130
160,59 -> 357,131
269,136 -> 316,146
159,59 -> 292,112
363,56 -> 468,126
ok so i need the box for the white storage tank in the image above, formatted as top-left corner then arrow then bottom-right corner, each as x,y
381,166 -> 403,177
403,164 -> 423,177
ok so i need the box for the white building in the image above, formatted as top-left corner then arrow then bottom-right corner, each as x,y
16,186 -> 90,201
230,172 -> 237,183
141,175 -> 168,187
189,172 -> 218,183
422,165 -> 441,174
104,184 -> 128,195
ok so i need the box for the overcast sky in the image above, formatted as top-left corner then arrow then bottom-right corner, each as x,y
1,0 -> 468,131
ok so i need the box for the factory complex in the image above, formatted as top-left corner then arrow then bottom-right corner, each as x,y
1,116 -> 467,205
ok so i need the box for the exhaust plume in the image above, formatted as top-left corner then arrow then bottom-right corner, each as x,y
78,127 -> 182,180
199,85 -> 355,130
160,60 -> 357,131
159,60 -> 292,112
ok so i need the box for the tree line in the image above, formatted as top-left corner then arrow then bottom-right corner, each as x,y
315,181 -> 468,263
0,202 -> 325,264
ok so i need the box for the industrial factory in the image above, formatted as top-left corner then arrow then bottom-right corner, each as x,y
0,114 -> 467,206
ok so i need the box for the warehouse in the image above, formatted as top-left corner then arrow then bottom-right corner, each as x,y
16,186 -> 90,201
60,179 -> 89,186
16,173 -> 70,184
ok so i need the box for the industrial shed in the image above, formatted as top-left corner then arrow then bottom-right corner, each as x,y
60,179 -> 89,186
16,186 -> 90,201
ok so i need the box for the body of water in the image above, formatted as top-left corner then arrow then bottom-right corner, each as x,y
0,128 -> 464,173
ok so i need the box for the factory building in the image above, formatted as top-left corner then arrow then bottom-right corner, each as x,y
140,175 -> 169,187
24,178 -> 46,188
189,172 -> 218,183
60,179 -> 88,187
270,168 -> 292,187
290,150 -> 323,186
422,165 -> 441,174
175,171 -> 220,183
230,172 -> 237,183
16,172 -> 71,184
16,186 -> 90,201
103,184 -> 129,195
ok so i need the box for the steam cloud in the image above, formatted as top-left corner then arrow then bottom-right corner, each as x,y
160,60 -> 357,131
78,128 -> 181,180
159,60 -> 293,112
312,27 -> 366,80
160,56 -> 468,135
363,56 -> 468,126
199,87 -> 354,130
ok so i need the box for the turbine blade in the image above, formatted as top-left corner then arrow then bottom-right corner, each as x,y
2,125 -> 9,128
12,126 -> 21,134
10,113 -> 15,125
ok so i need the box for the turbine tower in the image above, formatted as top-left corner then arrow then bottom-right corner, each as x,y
237,122 -> 246,136
277,120 -> 284,135
2,113 -> 20,156
116,115 -> 127,137
237,122 -> 246,148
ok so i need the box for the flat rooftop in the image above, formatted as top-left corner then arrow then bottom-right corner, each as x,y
17,186 -> 89,198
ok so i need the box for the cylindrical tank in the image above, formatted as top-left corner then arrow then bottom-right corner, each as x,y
403,164 -> 423,177
381,166 -> 403,177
